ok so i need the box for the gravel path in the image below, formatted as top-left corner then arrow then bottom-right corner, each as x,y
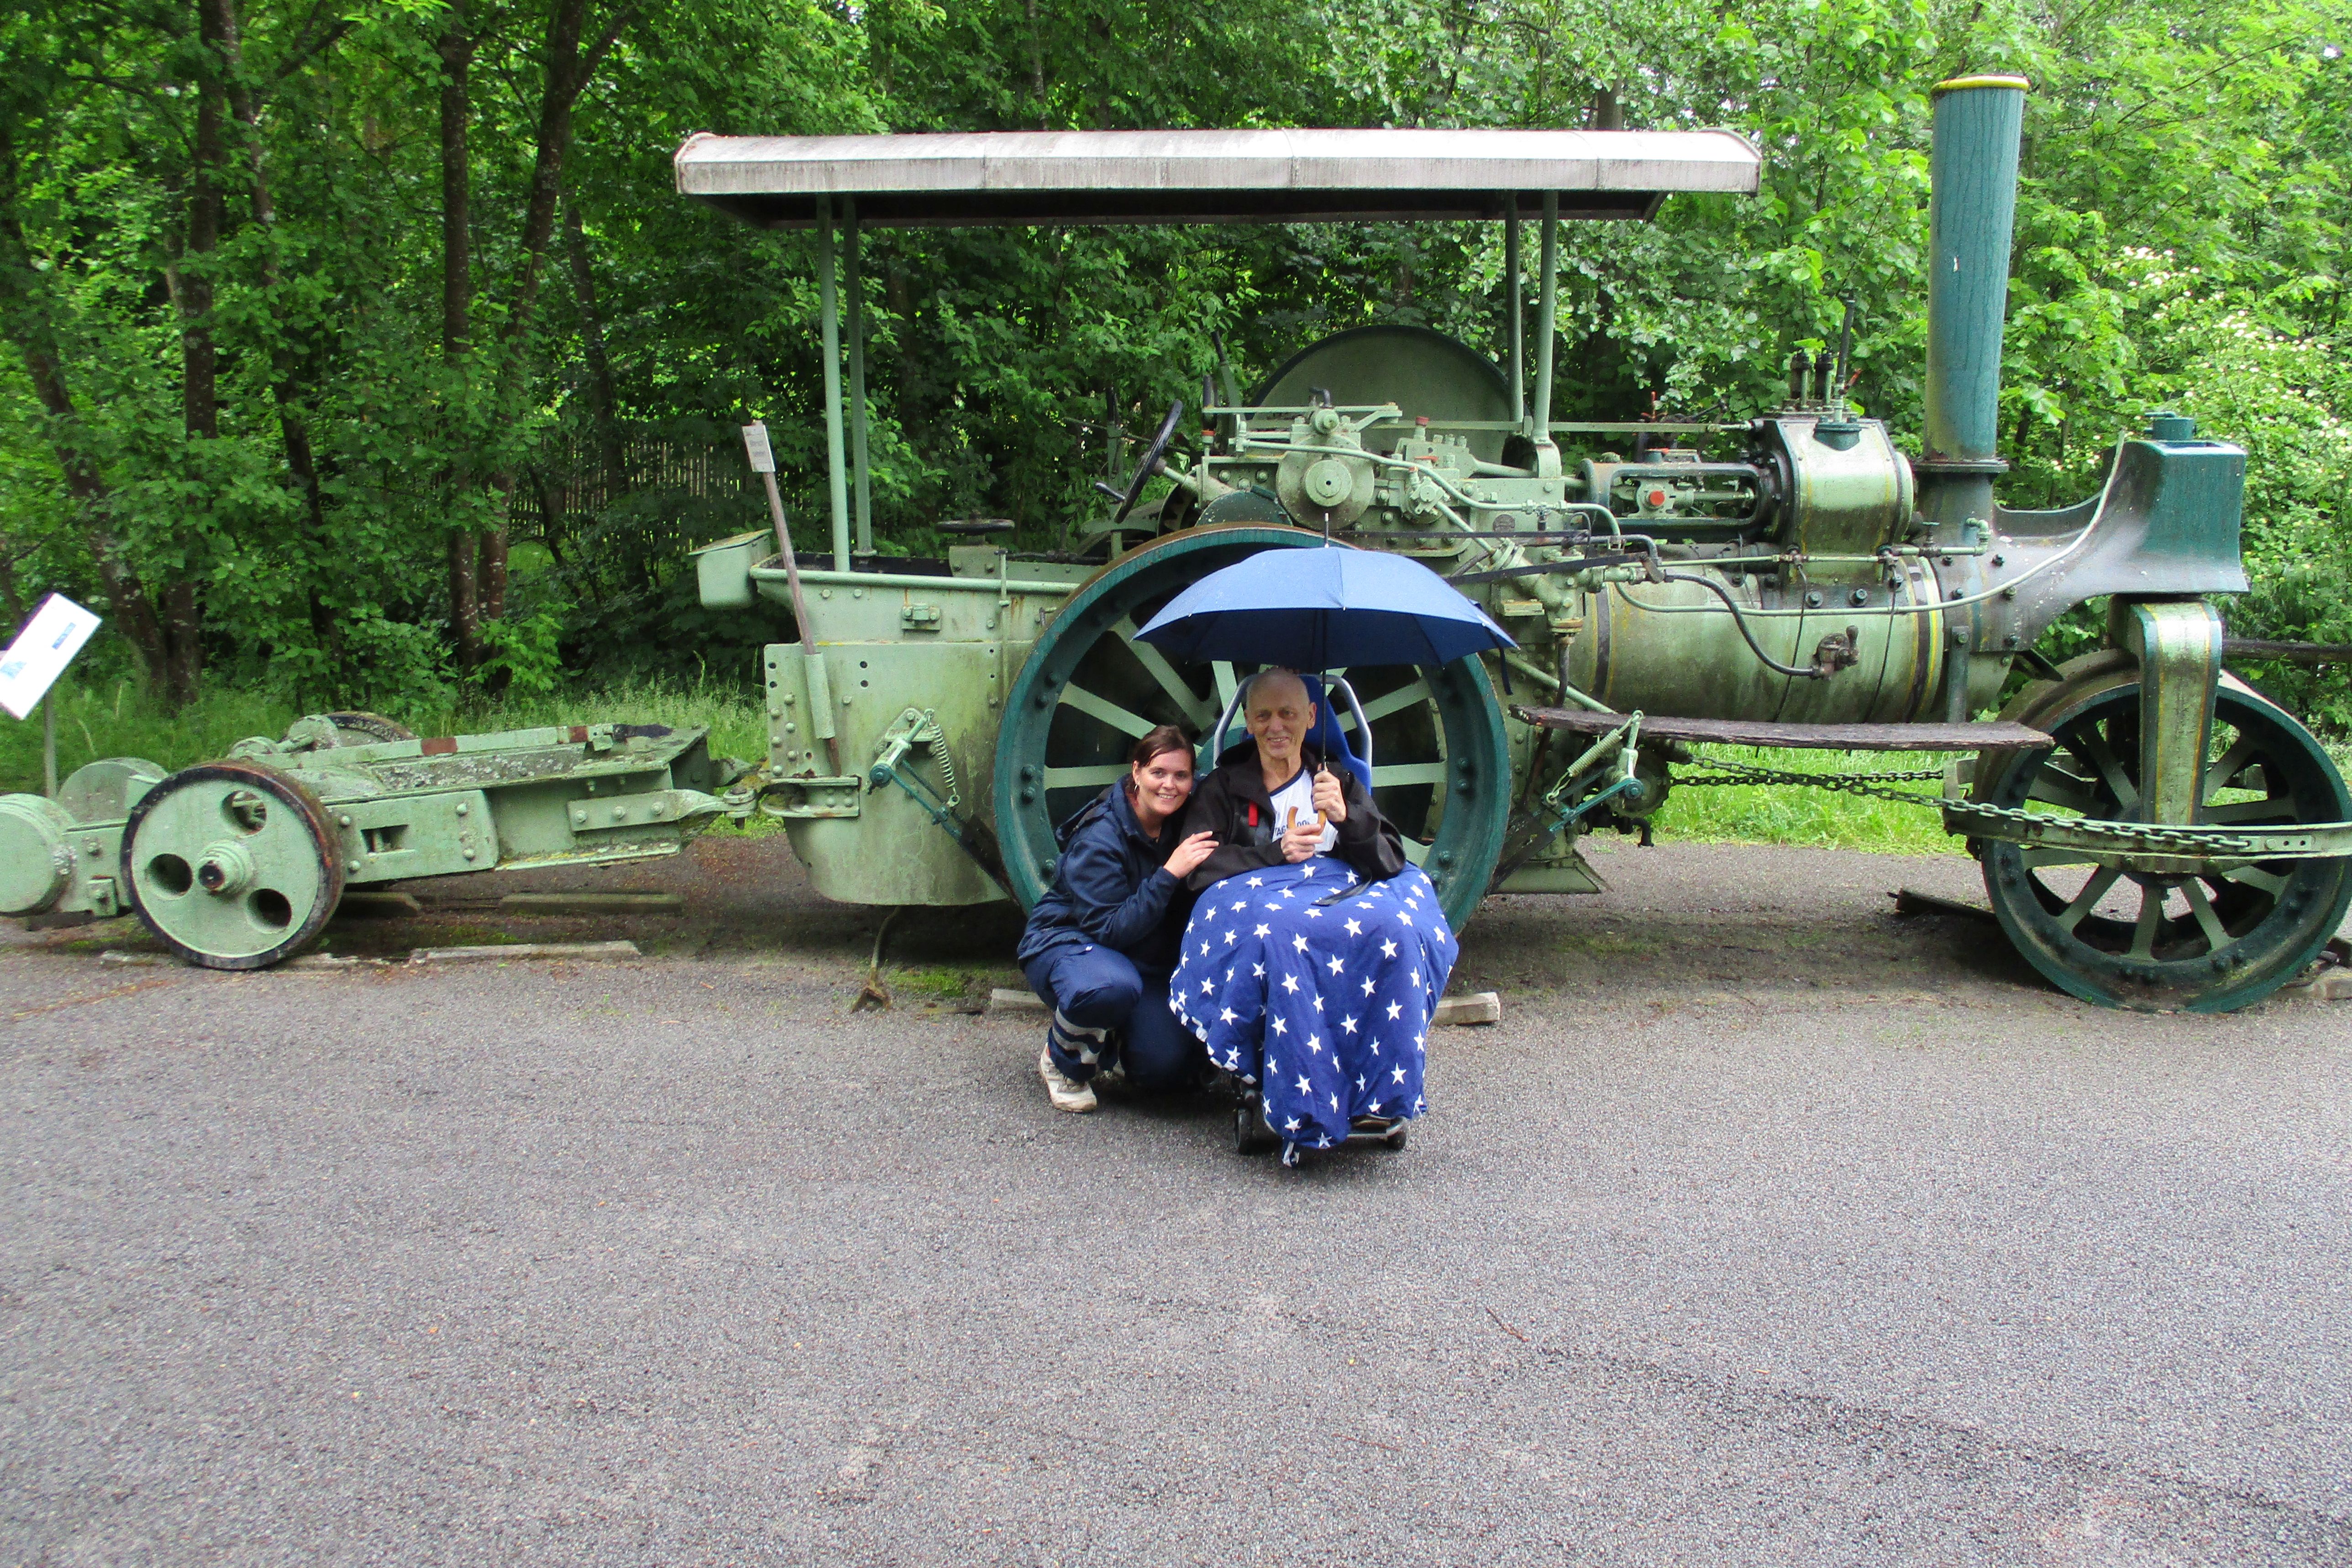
3,839 -> 2347,1565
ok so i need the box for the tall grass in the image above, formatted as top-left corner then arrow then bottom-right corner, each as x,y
1645,747 -> 1963,855
0,676 -> 772,797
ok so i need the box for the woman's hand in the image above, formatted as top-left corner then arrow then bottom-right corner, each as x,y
1165,831 -> 1218,879
1312,765 -> 1348,824
1280,820 -> 1322,862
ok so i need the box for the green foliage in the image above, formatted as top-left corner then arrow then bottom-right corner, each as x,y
0,0 -> 2346,723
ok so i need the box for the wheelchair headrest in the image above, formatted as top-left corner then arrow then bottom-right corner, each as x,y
1215,672 -> 1373,793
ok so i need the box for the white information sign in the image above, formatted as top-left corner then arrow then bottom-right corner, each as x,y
0,593 -> 101,720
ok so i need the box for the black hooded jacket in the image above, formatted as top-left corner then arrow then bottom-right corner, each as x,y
1176,739 -> 1407,893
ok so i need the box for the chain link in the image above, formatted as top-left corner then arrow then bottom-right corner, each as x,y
1673,750 -> 2315,855
1673,753 -> 1948,806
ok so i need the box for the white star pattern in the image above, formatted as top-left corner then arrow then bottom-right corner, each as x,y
1167,858 -> 1449,1149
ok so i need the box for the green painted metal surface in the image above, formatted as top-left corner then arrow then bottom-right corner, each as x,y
0,719 -> 747,966
1921,77 -> 2026,469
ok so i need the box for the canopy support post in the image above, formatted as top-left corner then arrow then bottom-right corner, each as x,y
1505,197 -> 1524,424
1532,193 -> 1559,449
817,196 -> 852,572
845,198 -> 873,556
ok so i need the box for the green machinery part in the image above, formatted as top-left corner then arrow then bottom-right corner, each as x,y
992,525 -> 1513,931
1972,650 -> 2352,1012
121,760 -> 348,970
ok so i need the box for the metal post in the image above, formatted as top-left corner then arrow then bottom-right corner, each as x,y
1533,193 -> 1558,436
817,197 -> 852,572
1505,197 -> 1524,424
845,198 -> 873,557
41,692 -> 56,800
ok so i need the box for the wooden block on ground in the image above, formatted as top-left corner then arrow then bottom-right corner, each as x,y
282,953 -> 369,970
499,892 -> 686,914
1435,991 -> 1502,1026
335,891 -> 421,917
2281,968 -> 2352,1001
98,950 -> 170,967
987,988 -> 1046,1014
1889,888 -> 1999,925
409,940 -> 641,964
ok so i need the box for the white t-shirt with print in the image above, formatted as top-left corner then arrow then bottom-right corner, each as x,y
1266,765 -> 1339,855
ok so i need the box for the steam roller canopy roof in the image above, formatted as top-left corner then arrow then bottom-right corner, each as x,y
672,127 -> 1762,229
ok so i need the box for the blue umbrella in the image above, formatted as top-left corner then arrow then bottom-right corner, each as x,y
1134,545 -> 1516,669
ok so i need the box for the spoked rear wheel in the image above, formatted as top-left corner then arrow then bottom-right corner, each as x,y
1976,659 -> 2352,1012
992,525 -> 1512,930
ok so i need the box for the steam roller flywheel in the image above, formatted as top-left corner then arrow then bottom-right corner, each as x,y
1973,651 -> 2352,1012
121,760 -> 346,970
992,524 -> 1512,932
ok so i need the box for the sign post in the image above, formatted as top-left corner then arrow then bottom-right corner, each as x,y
0,595 -> 103,798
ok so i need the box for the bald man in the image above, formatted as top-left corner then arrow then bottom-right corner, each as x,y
1178,669 -> 1405,892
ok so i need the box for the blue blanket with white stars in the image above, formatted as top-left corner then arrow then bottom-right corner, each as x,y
1170,857 -> 1456,1152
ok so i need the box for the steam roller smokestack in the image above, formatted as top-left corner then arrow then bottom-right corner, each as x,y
1917,75 -> 2029,534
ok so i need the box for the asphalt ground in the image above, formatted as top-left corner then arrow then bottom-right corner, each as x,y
4,838 -> 2350,1565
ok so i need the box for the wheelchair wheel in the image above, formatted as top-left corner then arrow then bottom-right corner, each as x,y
1234,1091 -> 1279,1156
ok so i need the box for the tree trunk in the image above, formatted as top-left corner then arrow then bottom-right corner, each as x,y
165,0 -> 233,703
437,2 -> 483,670
0,199 -> 169,674
564,202 -> 624,496
477,0 -> 632,640
205,0 -> 335,657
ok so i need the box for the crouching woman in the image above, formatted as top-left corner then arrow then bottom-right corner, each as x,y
1016,724 -> 1218,1114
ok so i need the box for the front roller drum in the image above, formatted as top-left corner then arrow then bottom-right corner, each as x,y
1974,655 -> 2352,1012
121,761 -> 346,970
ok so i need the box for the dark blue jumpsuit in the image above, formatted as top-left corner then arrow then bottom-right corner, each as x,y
1015,781 -> 1203,1090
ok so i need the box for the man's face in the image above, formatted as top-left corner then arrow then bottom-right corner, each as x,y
1245,676 -> 1315,770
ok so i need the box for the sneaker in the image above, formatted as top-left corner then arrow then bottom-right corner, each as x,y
1039,1044 -> 1097,1113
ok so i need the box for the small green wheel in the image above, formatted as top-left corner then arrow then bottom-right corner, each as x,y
121,761 -> 346,970
1974,654 -> 2352,1012
320,711 -> 416,746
